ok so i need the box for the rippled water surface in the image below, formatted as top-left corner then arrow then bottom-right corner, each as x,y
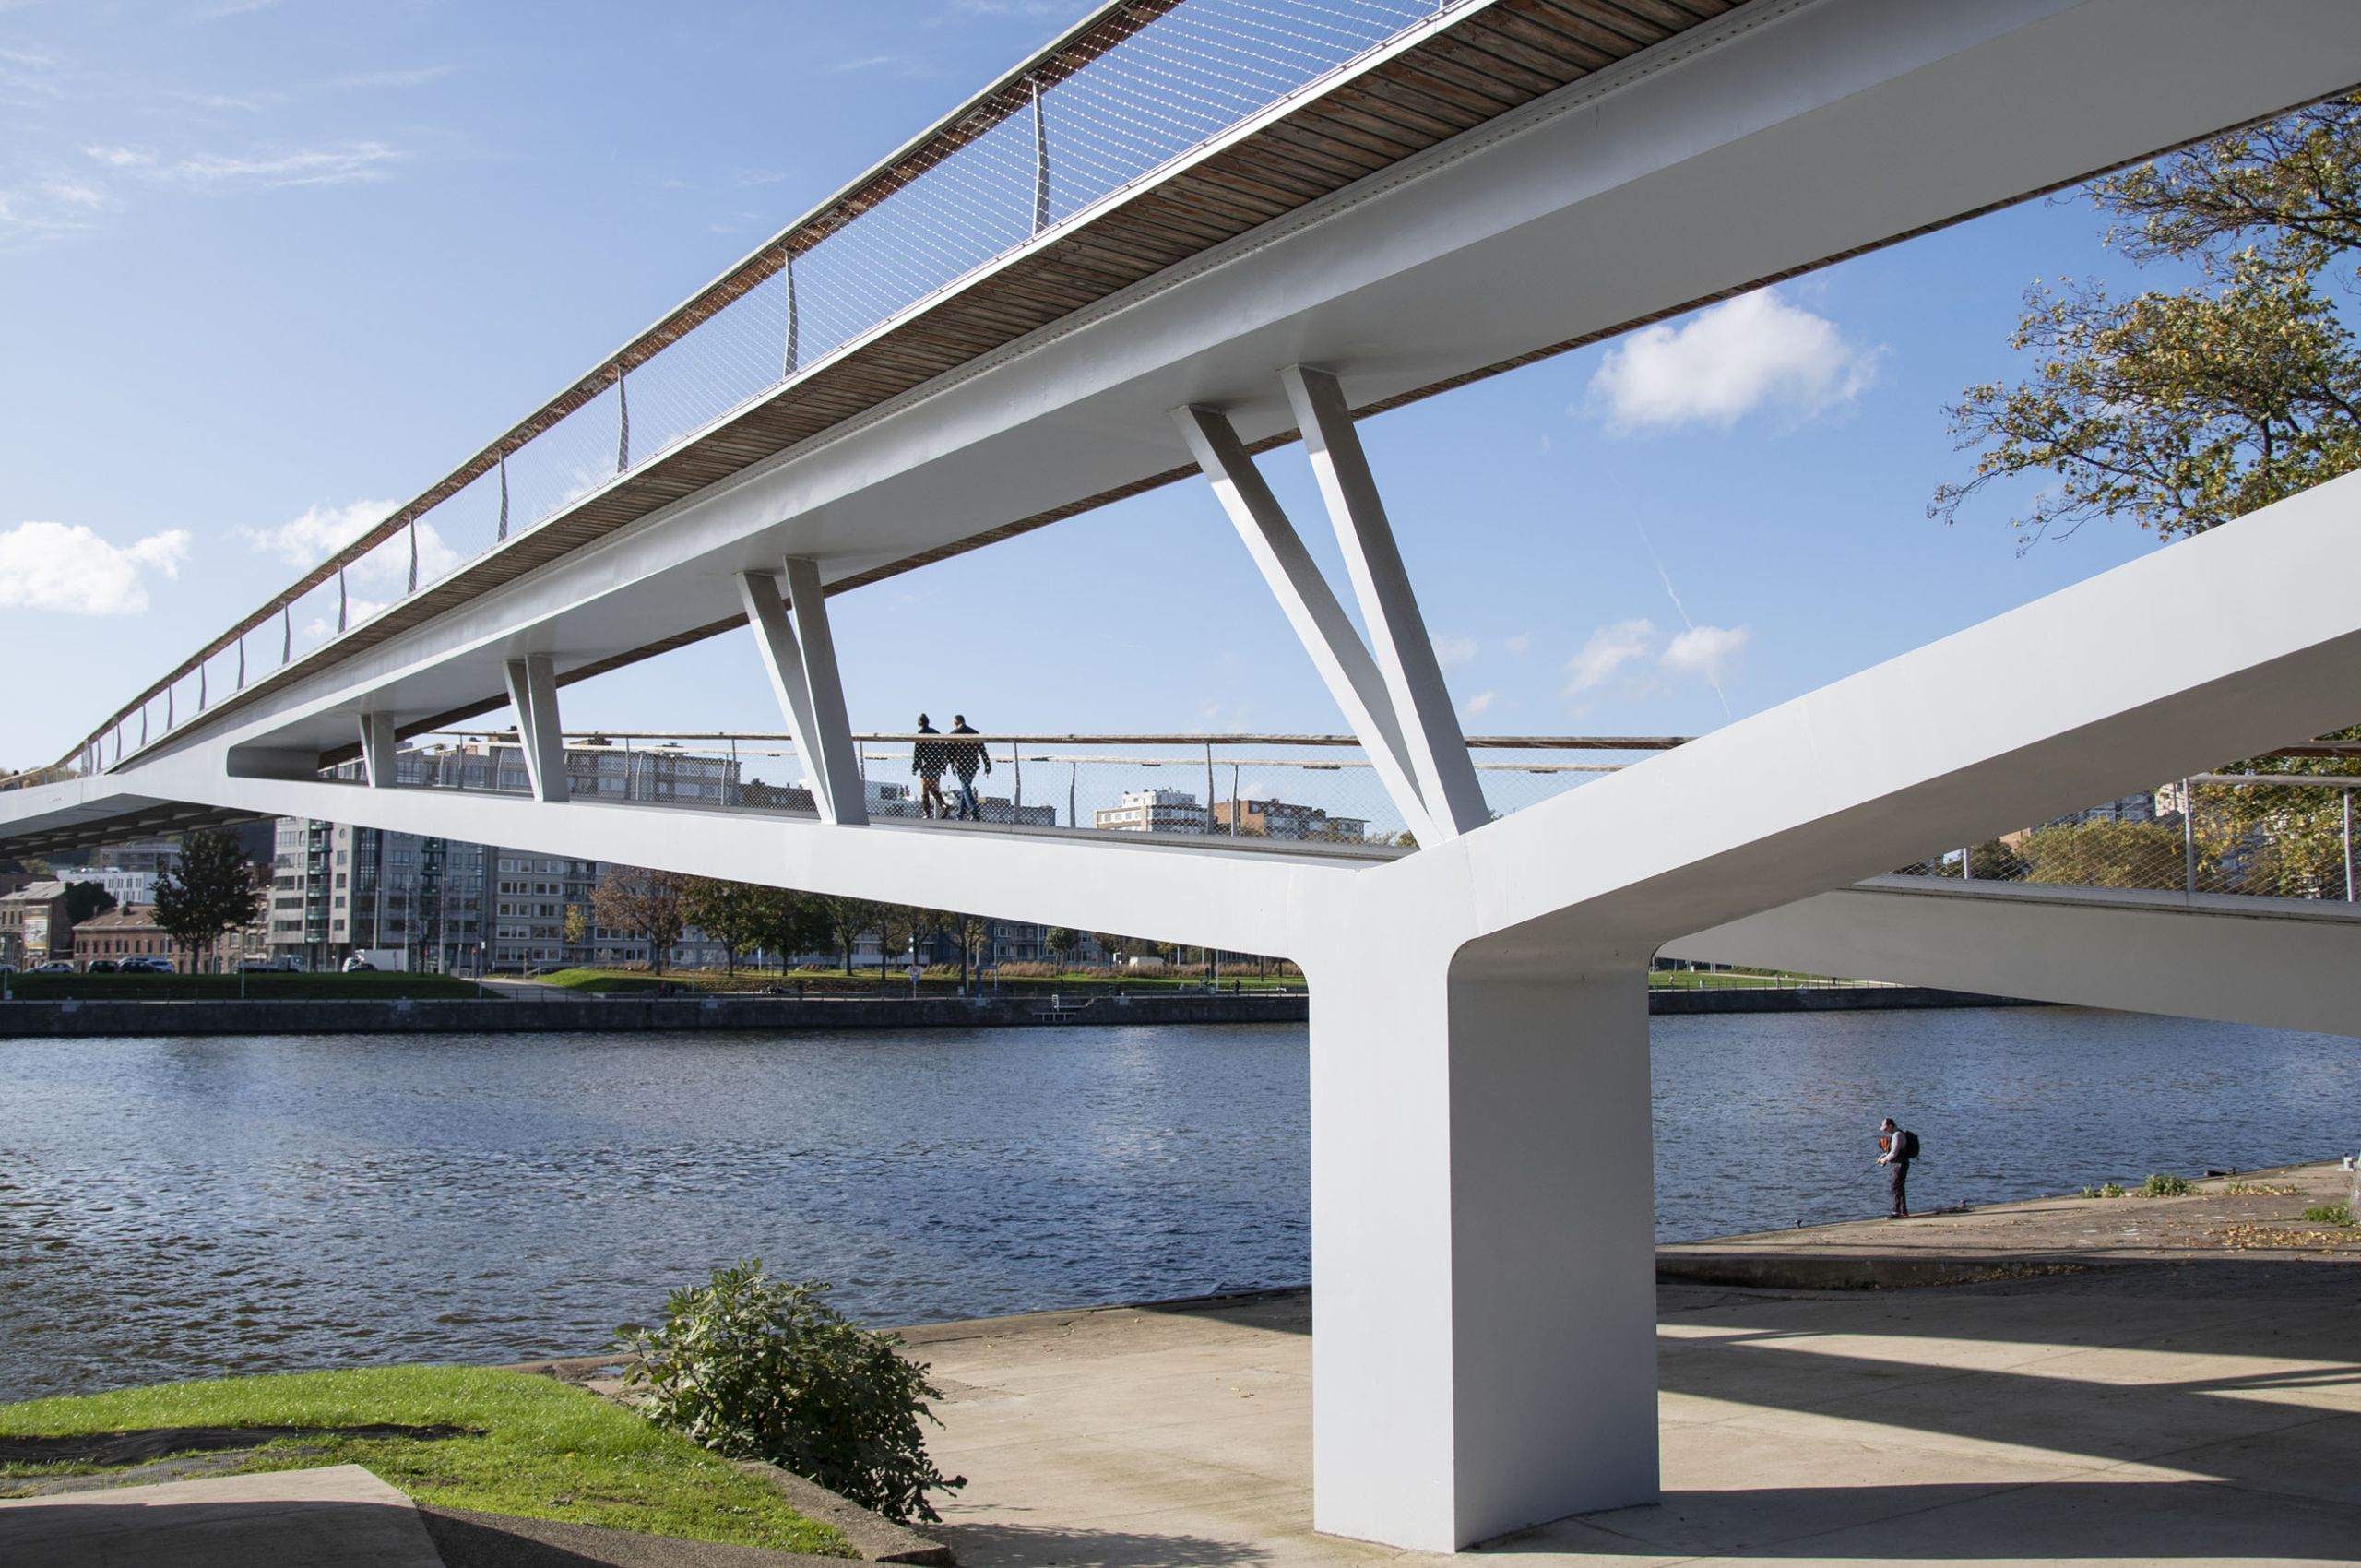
3,1010 -> 2353,1399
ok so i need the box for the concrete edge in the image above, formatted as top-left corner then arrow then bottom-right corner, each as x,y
729,1462 -> 954,1567
1651,1253 -> 2109,1291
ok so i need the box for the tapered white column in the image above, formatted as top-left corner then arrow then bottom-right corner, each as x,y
358,710 -> 397,789
1308,931 -> 1658,1550
503,654 -> 569,804
740,561 -> 867,826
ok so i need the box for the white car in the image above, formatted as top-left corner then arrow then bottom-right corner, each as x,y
30,961 -> 73,975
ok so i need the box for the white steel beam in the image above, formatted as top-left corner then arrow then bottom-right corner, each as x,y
1282,365 -> 1488,840
357,710 -> 397,790
501,655 -> 568,804
739,564 -> 868,826
1172,404 -> 1434,840
1667,878 -> 2361,1038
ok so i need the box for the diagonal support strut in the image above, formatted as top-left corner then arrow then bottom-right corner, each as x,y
1176,399 -> 1470,842
740,562 -> 867,826
1282,365 -> 1489,838
502,654 -> 569,803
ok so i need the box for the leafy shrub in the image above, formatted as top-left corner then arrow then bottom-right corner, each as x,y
2073,1183 -> 2129,1199
2299,1202 -> 2355,1227
615,1262 -> 965,1524
2140,1172 -> 2193,1197
2222,1182 -> 2302,1196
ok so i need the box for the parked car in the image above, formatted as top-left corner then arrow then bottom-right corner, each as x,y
0,962 -> 17,975
341,956 -> 377,973
31,961 -> 72,974
121,957 -> 173,974
86,960 -> 119,974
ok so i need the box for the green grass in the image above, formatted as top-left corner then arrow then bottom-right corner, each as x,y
2299,1202 -> 2355,1227
3,972 -> 489,1001
0,1366 -> 848,1555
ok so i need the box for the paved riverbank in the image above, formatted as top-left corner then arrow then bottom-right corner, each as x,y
906,1160 -> 2361,1566
0,983 -> 2027,1036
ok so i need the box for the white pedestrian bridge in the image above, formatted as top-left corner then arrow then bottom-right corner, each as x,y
8,0 -> 2361,1551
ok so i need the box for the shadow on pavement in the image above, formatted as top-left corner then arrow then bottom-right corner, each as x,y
938,1517 -> 1275,1566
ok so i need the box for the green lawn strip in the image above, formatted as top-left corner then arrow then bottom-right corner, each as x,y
5,973 -> 489,1002
0,1366 -> 849,1557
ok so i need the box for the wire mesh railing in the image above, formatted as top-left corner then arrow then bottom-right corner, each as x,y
362,731 -> 1680,850
1892,766 -> 2361,903
65,0 -> 1487,776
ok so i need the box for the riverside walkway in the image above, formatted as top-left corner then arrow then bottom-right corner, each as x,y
910,1161 -> 2361,1566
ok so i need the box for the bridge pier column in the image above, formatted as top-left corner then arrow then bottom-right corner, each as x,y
1309,934 -> 1656,1551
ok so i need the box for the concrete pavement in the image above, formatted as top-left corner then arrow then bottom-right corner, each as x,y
908,1169 -> 2361,1566
0,1463 -> 443,1568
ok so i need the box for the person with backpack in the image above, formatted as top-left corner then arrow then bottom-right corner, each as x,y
1877,1116 -> 1918,1219
911,714 -> 949,820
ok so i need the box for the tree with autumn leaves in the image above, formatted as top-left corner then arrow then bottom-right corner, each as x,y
1941,93 -> 2361,883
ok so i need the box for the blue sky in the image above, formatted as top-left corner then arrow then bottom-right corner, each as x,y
0,0 -> 2182,771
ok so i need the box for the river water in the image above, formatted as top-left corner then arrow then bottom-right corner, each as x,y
2,1008 -> 2355,1400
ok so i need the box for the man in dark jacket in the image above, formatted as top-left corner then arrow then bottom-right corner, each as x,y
1877,1116 -> 1912,1219
911,715 -> 948,819
948,714 -> 992,821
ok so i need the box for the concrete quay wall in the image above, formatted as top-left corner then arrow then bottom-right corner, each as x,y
0,983 -> 2032,1037
1648,984 -> 2040,1016
0,992 -> 1311,1037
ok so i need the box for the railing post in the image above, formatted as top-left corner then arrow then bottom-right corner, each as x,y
1031,77 -> 1050,235
1959,845 -> 1972,880
235,636 -> 245,690
408,519 -> 420,594
496,450 -> 511,542
1205,741 -> 1217,836
782,251 -> 801,376
282,604 -> 291,664
616,368 -> 631,472
2344,787 -> 2354,903
1012,742 -> 1022,817
198,662 -> 207,711
338,568 -> 349,634
2182,779 -> 2197,894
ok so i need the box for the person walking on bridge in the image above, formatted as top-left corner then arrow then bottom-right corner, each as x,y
1877,1116 -> 1916,1219
948,714 -> 991,821
911,714 -> 948,819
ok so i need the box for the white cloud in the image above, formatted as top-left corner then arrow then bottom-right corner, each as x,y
304,597 -> 385,638
1564,618 -> 1655,696
1587,288 -> 1880,432
1661,623 -> 1750,684
0,520 -> 190,615
162,142 -> 402,189
328,65 -> 456,90
1432,633 -> 1477,671
246,498 -> 457,588
245,498 -> 392,566
83,145 -> 153,168
1464,690 -> 1497,718
1503,633 -> 1530,655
